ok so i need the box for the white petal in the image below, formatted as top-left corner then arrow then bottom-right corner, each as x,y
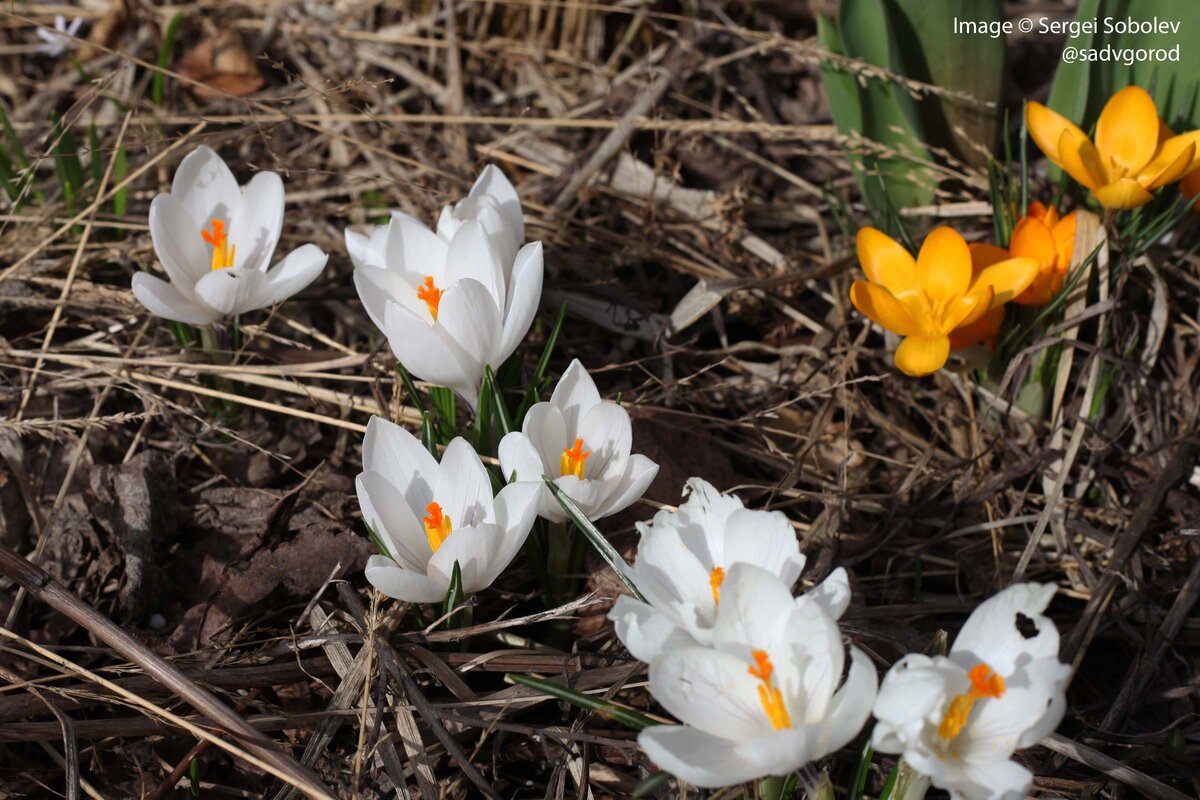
593,453 -> 658,519
552,474 -> 610,518
522,402 -> 567,474
609,595 -> 698,663
710,563 -> 797,649
345,227 -> 380,270
815,646 -> 878,754
437,278 -> 503,374
487,481 -> 540,571
172,146 -> 239,225
497,241 -> 543,363
435,437 -> 494,530
357,471 -> 432,572
229,170 -> 284,272
638,725 -> 763,789
362,416 -> 438,515
733,727 -> 821,780
721,507 -> 804,587
131,272 -> 219,324
354,264 -> 408,332
385,215 -> 449,284
444,220 -> 506,310
576,402 -> 631,480
960,657 -> 1070,760
383,300 -> 482,409
929,755 -> 1032,800
468,164 -> 524,249
648,646 -> 774,739
261,244 -> 326,306
497,432 -> 547,483
808,567 -> 851,620
549,359 -> 602,435
872,654 -> 948,735
951,583 -> 1059,676
149,193 -> 209,293
426,523 -> 502,594
364,555 -> 447,603
192,267 -> 270,317
630,525 -> 713,621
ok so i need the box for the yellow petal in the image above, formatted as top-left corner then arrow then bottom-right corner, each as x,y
1138,135 -> 1199,189
894,335 -> 951,377
970,256 -> 1039,308
849,280 -> 923,336
1025,101 -> 1087,166
1057,129 -> 1107,190
916,227 -> 972,304
1051,212 -> 1077,271
1093,178 -> 1153,209
1095,86 -> 1160,173
856,227 -> 918,297
969,243 -> 1012,271
949,306 -> 1005,350
943,287 -> 993,331
1009,216 -> 1057,271
1181,167 -> 1200,204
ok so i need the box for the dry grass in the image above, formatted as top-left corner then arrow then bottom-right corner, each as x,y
0,1 -> 1198,798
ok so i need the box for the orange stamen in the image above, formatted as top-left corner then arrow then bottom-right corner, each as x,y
709,566 -> 725,604
417,275 -> 443,320
938,663 -> 1005,740
748,649 -> 792,731
423,501 -> 453,553
200,219 -> 236,271
559,438 -> 590,478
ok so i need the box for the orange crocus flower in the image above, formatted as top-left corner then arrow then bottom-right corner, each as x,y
850,227 -> 1039,376
1025,86 -> 1200,209
1008,202 -> 1077,306
1181,167 -> 1200,212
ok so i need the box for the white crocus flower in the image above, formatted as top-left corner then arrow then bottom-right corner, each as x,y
358,416 -> 539,602
35,14 -> 83,57
497,359 -> 659,523
133,146 -> 327,325
872,583 -> 1072,800
638,563 -> 878,789
348,165 -> 540,410
609,477 -> 846,663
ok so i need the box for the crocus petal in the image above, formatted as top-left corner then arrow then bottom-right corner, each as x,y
261,244 -> 327,306
894,334 -> 950,376
356,470 -> 432,571
710,563 -> 796,651
228,171 -> 284,272
856,227 -> 917,297
948,306 -> 1003,350
1139,138 -> 1197,189
549,359 -> 603,437
497,241 -> 544,364
487,481 -> 540,571
437,279 -> 503,377
469,164 -> 525,250
951,583 -> 1059,676
385,215 -> 450,285
1093,178 -> 1153,209
577,402 -> 632,479
638,725 -> 763,789
435,437 -> 494,529
353,264 -> 412,331
968,243 -> 1011,271
444,220 -> 506,310
609,595 -> 698,664
1094,86 -> 1160,173
364,555 -> 447,603
594,453 -> 659,519
961,658 -> 1070,761
149,193 -> 210,292
969,257 -> 1039,308
947,758 -> 1033,800
1008,217 -> 1056,271
807,567 -> 851,620
497,432 -> 546,483
362,416 -> 438,515
1057,129 -> 1107,191
131,272 -> 219,324
383,300 -> 482,409
649,646 -> 773,739
1025,101 -> 1087,166
171,145 -> 240,225
916,227 -> 972,304
522,402 -> 568,476
850,280 -> 923,336
426,523 -> 500,593
193,267 -> 270,317
721,508 -> 804,588
817,646 -> 879,754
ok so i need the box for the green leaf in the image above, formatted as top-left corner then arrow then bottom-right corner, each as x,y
632,772 -> 673,798
534,302 -> 568,387
850,739 -> 874,800
542,477 -> 645,602
112,142 -> 128,217
421,411 -> 437,457
441,560 -> 470,631
395,362 -> 427,415
505,672 -> 659,730
484,365 -> 512,437
153,11 -> 185,107
87,122 -> 103,187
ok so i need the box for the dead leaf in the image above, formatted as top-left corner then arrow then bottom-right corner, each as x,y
178,30 -> 265,100
78,0 -> 132,62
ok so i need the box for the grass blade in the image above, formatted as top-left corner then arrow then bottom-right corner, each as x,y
542,477 -> 644,602
504,672 -> 658,731
153,11 -> 185,107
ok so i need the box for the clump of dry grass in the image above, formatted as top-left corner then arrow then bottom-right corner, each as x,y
0,1 -> 1197,798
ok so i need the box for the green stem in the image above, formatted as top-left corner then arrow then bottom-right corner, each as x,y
758,776 -> 787,800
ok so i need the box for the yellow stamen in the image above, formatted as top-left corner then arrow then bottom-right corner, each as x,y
709,566 -> 725,604
417,275 -> 443,320
201,219 -> 236,271
748,649 -> 792,731
938,663 -> 1005,740
559,438 -> 590,478
423,501 -> 453,553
